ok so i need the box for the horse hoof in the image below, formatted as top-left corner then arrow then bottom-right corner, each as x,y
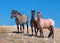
42,36 -> 44,38
35,33 -> 37,36
48,36 -> 50,38
27,32 -> 29,34
52,36 -> 54,38
52,35 -> 54,38
48,33 -> 52,38
23,31 -> 24,33
18,32 -> 19,33
40,36 -> 44,38
35,34 -> 37,36
31,33 -> 33,36
48,35 -> 51,38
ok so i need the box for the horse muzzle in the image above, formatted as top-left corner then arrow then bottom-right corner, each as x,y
11,16 -> 13,19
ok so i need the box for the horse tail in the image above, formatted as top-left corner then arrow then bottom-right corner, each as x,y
49,19 -> 55,27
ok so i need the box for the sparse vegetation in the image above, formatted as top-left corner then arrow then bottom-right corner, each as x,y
0,26 -> 60,43
0,26 -> 8,33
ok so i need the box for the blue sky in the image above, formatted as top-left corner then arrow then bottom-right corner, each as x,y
0,0 -> 60,28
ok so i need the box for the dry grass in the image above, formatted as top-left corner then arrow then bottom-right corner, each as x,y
0,26 -> 60,43
0,26 -> 8,33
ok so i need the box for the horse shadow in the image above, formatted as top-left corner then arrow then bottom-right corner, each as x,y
23,33 -> 39,37
23,33 -> 49,38
23,34 -> 34,37
12,31 -> 24,34
12,31 -> 49,38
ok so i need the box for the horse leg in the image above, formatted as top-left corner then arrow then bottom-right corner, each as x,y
48,31 -> 52,38
34,27 -> 37,36
40,30 -> 44,37
48,31 -> 54,38
22,24 -> 24,33
17,24 -> 19,33
48,26 -> 52,38
36,28 -> 39,36
40,27 -> 44,38
20,25 -> 22,32
51,26 -> 54,38
26,22 -> 29,34
40,29 -> 42,37
31,26 -> 33,35
48,25 -> 54,38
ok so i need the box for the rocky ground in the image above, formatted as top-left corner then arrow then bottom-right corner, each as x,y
0,26 -> 60,43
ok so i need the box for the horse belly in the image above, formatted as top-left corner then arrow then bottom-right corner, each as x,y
43,22 -> 51,28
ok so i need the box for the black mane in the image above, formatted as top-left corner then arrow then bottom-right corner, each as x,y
11,10 -> 22,15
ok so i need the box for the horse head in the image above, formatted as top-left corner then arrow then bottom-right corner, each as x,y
32,10 -> 35,15
11,10 -> 18,19
31,10 -> 36,19
37,12 -> 42,20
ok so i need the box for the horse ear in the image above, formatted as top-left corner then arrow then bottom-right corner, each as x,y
31,10 -> 36,15
11,10 -> 17,14
32,10 -> 36,12
37,12 -> 40,14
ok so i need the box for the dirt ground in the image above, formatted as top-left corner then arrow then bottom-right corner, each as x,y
0,26 -> 60,43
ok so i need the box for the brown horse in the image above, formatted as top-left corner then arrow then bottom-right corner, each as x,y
11,10 -> 29,33
30,10 -> 38,36
37,12 -> 55,38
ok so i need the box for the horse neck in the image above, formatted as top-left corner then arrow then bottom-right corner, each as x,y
16,14 -> 21,19
31,14 -> 35,19
38,17 -> 42,22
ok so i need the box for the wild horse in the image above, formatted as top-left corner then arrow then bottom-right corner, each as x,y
11,10 -> 29,33
30,10 -> 38,36
37,12 -> 55,38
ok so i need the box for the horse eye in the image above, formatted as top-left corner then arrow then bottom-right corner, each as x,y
14,12 -> 16,14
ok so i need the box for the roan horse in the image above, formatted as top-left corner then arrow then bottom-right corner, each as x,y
11,10 -> 29,33
30,10 -> 38,36
37,12 -> 55,38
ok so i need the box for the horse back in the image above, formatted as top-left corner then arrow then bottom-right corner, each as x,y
40,18 -> 55,28
21,14 -> 28,23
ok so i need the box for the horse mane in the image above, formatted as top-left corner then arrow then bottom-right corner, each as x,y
12,10 -> 22,16
17,12 -> 22,15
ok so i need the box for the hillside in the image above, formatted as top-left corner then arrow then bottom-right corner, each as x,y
0,26 -> 60,43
